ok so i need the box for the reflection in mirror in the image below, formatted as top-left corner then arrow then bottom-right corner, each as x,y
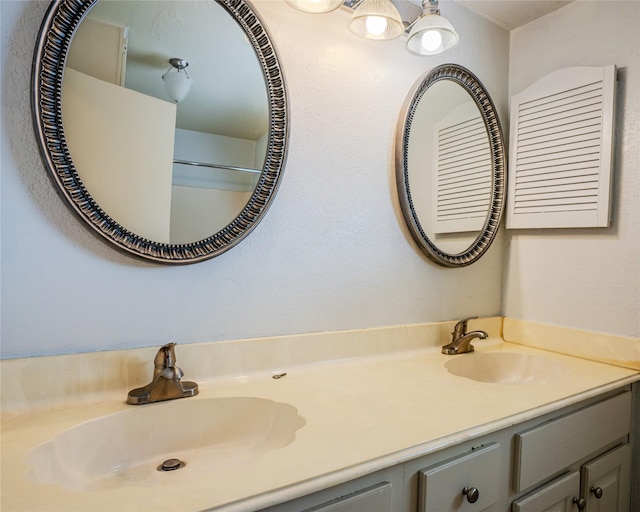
63,0 -> 268,244
396,64 -> 505,267
408,80 -> 491,254
33,0 -> 288,263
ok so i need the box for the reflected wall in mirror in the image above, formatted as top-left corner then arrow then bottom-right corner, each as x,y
395,64 -> 505,267
32,0 -> 288,263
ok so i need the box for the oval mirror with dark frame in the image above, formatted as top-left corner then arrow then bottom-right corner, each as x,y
396,64 -> 506,267
32,0 -> 288,264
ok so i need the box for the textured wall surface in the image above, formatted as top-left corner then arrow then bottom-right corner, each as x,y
1,0 -> 508,358
504,0 -> 640,338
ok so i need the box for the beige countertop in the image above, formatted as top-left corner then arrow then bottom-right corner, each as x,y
1,339 -> 639,512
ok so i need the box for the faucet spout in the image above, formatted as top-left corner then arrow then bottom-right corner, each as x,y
127,343 -> 198,405
442,317 -> 488,355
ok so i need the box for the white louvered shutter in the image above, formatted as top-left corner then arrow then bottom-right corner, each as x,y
507,65 -> 616,228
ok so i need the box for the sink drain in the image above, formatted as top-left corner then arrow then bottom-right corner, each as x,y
157,458 -> 186,472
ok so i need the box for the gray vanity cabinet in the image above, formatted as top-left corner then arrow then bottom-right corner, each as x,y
512,392 -> 632,512
258,387 -> 636,512
512,391 -> 631,493
418,443 -> 502,512
511,444 -> 631,512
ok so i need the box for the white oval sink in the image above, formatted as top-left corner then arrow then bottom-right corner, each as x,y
25,397 -> 305,492
445,352 -> 567,384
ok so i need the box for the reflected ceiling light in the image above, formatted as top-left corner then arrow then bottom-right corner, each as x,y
162,58 -> 192,103
348,0 -> 403,40
406,0 -> 459,56
285,0 -> 343,14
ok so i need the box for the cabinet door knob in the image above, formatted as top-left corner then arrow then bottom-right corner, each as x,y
462,486 -> 479,503
572,497 -> 586,510
590,486 -> 604,499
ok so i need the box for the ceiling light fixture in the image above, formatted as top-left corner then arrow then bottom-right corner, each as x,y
406,0 -> 459,56
286,0 -> 458,55
162,58 -> 192,103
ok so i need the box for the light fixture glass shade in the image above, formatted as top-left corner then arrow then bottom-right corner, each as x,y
162,69 -> 192,103
285,0 -> 342,14
348,0 -> 404,40
406,13 -> 459,55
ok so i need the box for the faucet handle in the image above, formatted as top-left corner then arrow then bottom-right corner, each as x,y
453,316 -> 477,339
154,343 -> 177,370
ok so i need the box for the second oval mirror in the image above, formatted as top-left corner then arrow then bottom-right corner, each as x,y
396,64 -> 506,267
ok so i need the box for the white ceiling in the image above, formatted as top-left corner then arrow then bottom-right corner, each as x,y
453,0 -> 574,31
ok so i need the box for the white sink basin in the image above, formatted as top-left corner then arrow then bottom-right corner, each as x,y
25,397 -> 305,492
445,352 -> 567,384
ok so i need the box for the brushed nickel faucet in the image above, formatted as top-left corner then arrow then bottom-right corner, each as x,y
127,343 -> 198,405
441,317 -> 488,355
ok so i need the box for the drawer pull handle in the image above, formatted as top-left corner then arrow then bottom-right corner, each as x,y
462,486 -> 479,503
590,486 -> 604,499
572,497 -> 586,510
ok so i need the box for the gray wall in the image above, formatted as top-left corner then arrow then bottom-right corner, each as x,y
504,0 -> 640,338
1,0 -> 509,358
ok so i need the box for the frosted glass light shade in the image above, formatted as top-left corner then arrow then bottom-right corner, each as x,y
406,14 -> 459,55
348,0 -> 403,40
162,71 -> 192,103
285,0 -> 342,14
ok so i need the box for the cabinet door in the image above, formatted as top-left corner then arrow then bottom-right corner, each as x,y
419,443 -> 501,512
512,472 -> 581,512
581,444 -> 630,512
302,482 -> 392,512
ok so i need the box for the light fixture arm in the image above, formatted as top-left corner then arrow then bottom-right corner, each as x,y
343,0 -> 363,8
424,0 -> 440,16
405,0 -> 440,31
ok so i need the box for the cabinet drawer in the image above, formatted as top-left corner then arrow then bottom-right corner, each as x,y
419,442 -> 502,511
302,482 -> 392,512
514,391 -> 631,492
